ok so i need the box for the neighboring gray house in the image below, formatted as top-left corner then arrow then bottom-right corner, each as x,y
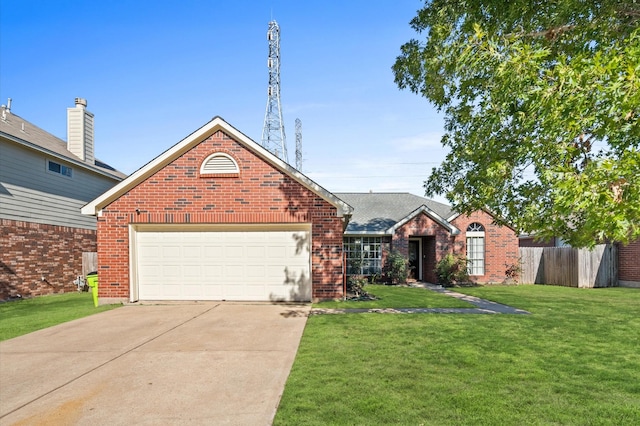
0,98 -> 126,300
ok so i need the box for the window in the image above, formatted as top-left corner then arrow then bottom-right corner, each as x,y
466,223 -> 485,275
200,153 -> 239,175
47,160 -> 73,178
344,237 -> 382,275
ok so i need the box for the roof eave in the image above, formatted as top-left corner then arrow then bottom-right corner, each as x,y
81,116 -> 353,217
1,131 -> 125,182
387,205 -> 460,236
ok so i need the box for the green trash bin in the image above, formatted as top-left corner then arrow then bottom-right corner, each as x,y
86,272 -> 99,307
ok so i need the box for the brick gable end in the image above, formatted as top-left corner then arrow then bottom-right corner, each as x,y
97,130 -> 345,301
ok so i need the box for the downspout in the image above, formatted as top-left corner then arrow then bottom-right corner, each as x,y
342,213 -> 351,300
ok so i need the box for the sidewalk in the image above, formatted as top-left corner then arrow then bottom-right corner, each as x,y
311,283 -> 530,315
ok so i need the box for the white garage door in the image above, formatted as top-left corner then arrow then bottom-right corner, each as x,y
133,226 -> 311,302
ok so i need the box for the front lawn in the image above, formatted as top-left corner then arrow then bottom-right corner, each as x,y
0,292 -> 121,341
275,285 -> 640,425
314,284 -> 473,309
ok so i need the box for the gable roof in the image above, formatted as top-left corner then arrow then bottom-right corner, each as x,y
0,106 -> 126,180
336,192 -> 457,235
81,116 -> 353,217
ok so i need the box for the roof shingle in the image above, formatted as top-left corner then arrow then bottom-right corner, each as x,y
336,192 -> 453,234
0,106 -> 126,179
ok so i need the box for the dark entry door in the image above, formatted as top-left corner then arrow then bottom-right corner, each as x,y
408,240 -> 419,280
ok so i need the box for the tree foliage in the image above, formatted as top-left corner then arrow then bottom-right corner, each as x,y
393,0 -> 640,247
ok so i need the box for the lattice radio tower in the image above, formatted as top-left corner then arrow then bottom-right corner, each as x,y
295,118 -> 303,171
261,20 -> 287,162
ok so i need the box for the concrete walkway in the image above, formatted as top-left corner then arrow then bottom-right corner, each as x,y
0,302 -> 310,425
311,283 -> 530,315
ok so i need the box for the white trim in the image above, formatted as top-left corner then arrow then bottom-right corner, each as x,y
81,116 -> 353,218
387,205 -> 460,236
129,223 -> 313,301
409,238 -> 422,280
128,225 -> 139,302
200,152 -> 239,174
466,231 -> 485,237
131,223 -> 312,233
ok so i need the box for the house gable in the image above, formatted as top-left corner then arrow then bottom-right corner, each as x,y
88,118 -> 350,302
82,116 -> 351,218
387,205 -> 460,236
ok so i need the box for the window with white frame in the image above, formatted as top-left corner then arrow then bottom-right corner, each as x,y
466,223 -> 485,275
344,236 -> 382,275
47,160 -> 73,178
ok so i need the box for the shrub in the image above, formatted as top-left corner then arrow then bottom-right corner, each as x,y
504,260 -> 522,284
347,275 -> 369,296
383,249 -> 409,285
435,254 -> 469,286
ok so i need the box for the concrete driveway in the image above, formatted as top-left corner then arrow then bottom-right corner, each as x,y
0,302 -> 310,425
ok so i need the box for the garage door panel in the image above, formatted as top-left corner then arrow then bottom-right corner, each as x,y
203,246 -> 223,258
246,265 -> 266,278
184,266 -> 201,278
136,228 -> 311,301
226,245 -> 244,258
267,247 -> 287,260
247,246 -> 265,258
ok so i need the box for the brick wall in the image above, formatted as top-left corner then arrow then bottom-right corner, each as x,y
392,212 -> 453,283
451,211 -> 520,283
97,130 -> 345,301
390,210 -> 518,284
1,219 -> 96,300
618,239 -> 640,286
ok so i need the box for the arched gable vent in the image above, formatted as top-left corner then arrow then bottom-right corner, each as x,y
200,153 -> 239,175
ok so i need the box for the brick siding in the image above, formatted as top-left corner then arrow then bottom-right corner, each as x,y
97,130 -> 345,301
451,211 -> 520,284
1,219 -> 96,300
392,213 -> 453,283
387,211 -> 518,284
618,239 -> 640,285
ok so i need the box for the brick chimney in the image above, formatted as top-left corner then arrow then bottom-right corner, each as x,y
67,98 -> 95,163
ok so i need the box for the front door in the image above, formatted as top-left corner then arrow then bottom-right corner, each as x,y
408,240 -> 420,280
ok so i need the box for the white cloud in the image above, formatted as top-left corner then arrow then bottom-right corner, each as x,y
390,132 -> 443,151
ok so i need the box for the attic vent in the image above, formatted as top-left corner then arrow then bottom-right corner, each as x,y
200,153 -> 239,175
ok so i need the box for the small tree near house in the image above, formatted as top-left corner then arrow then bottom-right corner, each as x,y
383,249 -> 409,285
435,253 -> 470,287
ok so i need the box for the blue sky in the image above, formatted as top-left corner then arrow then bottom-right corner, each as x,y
0,0 -> 447,199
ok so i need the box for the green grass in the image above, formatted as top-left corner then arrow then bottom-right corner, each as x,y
0,292 -> 121,341
275,285 -> 640,425
314,284 -> 473,309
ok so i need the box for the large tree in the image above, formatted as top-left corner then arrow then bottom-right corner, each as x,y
393,0 -> 640,247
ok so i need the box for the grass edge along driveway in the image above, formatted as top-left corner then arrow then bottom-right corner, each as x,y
0,292 -> 120,341
275,285 -> 640,425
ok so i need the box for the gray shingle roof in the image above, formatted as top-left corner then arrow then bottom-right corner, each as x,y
0,106 -> 126,180
335,192 -> 454,234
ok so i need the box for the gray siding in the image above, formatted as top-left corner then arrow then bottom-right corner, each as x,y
0,140 -> 120,229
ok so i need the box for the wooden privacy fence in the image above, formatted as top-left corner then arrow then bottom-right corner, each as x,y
519,244 -> 618,288
82,252 -> 98,277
